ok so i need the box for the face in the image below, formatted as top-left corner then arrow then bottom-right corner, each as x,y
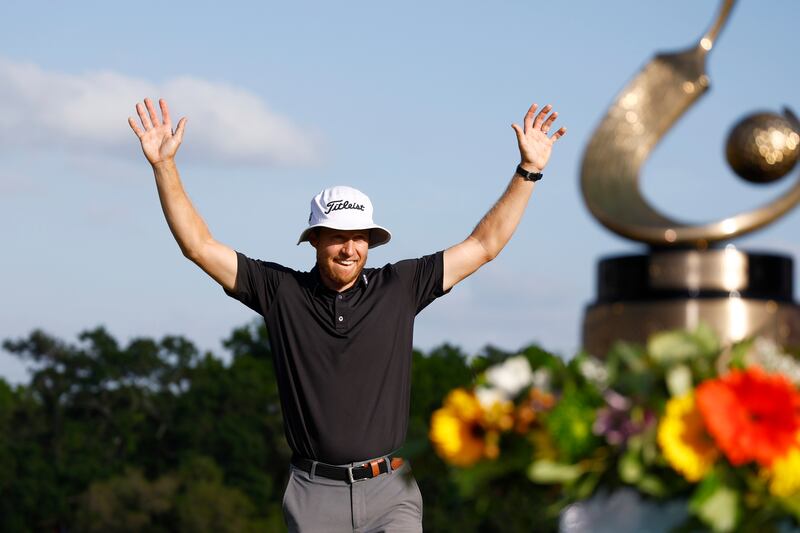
310,227 -> 370,292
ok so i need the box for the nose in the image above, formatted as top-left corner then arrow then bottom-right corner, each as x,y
341,239 -> 356,256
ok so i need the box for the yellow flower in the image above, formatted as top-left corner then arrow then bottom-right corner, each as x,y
768,445 -> 800,497
429,389 -> 485,466
445,388 -> 482,422
658,393 -> 718,482
475,389 -> 515,432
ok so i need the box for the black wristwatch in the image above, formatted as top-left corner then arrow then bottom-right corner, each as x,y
515,164 -> 543,182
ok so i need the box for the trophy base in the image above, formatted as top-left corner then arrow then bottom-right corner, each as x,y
582,249 -> 800,357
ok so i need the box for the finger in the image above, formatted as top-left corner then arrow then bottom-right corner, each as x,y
550,126 -> 567,141
128,116 -> 144,139
541,111 -> 558,134
136,102 -> 153,130
523,103 -> 537,133
159,99 -> 171,127
145,97 -> 161,127
533,104 -> 552,129
174,117 -> 188,143
511,123 -> 524,142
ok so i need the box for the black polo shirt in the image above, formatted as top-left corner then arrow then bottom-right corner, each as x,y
224,250 -> 449,464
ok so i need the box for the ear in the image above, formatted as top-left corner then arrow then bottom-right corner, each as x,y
308,228 -> 320,248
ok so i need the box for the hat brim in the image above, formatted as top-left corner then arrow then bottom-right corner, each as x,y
297,223 -> 391,249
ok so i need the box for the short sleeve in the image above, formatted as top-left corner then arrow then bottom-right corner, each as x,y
392,250 -> 451,314
223,251 -> 292,316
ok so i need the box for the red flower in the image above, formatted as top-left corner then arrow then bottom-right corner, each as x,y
695,366 -> 800,467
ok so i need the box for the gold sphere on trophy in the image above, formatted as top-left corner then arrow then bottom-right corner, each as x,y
726,111 -> 800,184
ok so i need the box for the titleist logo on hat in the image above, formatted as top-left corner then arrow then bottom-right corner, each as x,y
324,200 -> 365,215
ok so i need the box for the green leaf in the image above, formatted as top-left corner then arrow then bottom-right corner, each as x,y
729,338 -> 755,370
648,330 -> 702,364
666,364 -> 693,397
618,450 -> 643,484
637,474 -> 668,497
573,471 -> 602,500
543,390 -> 600,462
689,474 -> 740,533
608,341 -> 648,373
778,493 -> 800,522
527,460 -> 584,484
691,323 -> 720,356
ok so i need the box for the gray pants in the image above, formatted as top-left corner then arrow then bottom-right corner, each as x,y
282,457 -> 423,532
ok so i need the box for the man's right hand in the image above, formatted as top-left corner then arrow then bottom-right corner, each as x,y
128,98 -> 187,166
128,97 -> 237,291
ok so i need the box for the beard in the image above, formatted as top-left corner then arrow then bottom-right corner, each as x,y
317,252 -> 366,290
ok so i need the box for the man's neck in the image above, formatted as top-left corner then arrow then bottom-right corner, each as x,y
316,266 -> 362,293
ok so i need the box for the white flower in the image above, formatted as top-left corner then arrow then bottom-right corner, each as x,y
475,386 -> 509,408
531,368 -> 552,392
579,357 -> 609,389
746,337 -> 800,385
485,355 -> 533,398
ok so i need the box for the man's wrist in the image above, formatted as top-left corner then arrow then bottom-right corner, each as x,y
518,162 -> 542,173
515,163 -> 543,182
152,159 -> 176,171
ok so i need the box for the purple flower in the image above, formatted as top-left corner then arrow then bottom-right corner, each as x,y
593,390 -> 655,446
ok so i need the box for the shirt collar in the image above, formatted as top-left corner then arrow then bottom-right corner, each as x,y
309,264 -> 369,297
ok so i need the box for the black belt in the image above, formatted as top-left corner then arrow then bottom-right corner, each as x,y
291,455 -> 404,483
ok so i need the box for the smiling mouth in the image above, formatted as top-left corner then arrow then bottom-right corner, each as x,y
335,259 -> 357,267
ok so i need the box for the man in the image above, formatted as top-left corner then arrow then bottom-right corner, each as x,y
128,97 -> 565,532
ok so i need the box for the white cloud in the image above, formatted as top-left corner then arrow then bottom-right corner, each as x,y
0,56 -> 319,166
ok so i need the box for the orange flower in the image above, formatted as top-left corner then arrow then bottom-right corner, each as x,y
696,367 -> 800,467
514,388 -> 557,434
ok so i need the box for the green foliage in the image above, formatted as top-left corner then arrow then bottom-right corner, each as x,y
689,472 -> 740,533
0,323 -> 289,531
0,323 -> 561,531
75,457 -> 269,533
77,468 -> 178,532
545,389 -> 601,463
15,321 -> 796,532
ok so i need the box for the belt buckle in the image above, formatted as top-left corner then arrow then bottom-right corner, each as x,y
348,464 -> 369,483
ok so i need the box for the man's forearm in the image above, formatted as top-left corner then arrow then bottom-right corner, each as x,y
152,160 -> 212,259
442,104 -> 564,291
469,174 -> 535,261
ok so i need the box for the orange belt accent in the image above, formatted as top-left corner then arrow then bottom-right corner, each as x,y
391,457 -> 404,470
369,460 -> 381,477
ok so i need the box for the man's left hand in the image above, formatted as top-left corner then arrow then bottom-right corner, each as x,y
511,103 -> 567,173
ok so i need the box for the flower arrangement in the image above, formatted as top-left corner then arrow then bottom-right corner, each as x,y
428,326 -> 800,532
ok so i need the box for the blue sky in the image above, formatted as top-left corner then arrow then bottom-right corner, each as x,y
2,1 -> 800,383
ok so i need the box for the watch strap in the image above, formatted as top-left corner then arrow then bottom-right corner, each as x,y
515,164 -> 543,182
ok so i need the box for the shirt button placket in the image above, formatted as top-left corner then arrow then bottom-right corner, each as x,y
335,294 -> 346,329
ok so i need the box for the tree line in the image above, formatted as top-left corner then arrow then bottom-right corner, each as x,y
0,322 -> 558,532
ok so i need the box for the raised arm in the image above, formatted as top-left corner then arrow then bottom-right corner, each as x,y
128,98 -> 238,291
442,103 -> 566,291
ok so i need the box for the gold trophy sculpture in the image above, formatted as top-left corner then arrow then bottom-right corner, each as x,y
581,0 -> 800,357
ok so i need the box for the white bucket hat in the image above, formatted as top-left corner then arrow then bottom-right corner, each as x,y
297,185 -> 392,248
